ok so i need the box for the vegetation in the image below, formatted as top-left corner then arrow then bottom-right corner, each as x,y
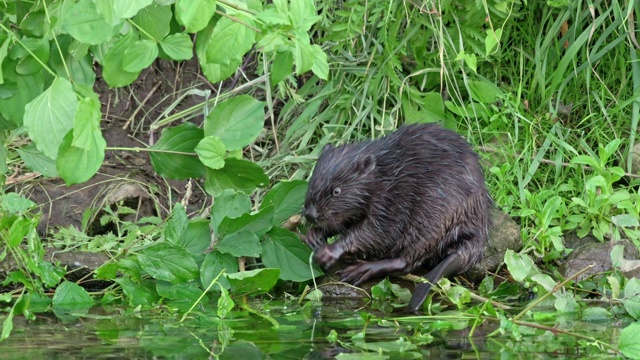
1,0 -> 640,357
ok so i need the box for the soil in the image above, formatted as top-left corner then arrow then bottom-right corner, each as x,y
9,58 -> 222,238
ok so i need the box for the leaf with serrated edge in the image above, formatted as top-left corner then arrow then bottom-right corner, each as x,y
137,243 -> 199,284
24,77 -> 77,159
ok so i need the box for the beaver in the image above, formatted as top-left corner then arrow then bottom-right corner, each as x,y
302,123 -> 492,311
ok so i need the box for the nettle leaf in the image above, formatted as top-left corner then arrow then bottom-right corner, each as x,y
195,136 -> 226,170
102,31 -> 142,87
134,4 -> 172,41
619,322 -> 640,359
175,0 -> 217,33
56,129 -> 106,185
204,95 -> 265,151
201,251 -> 238,290
17,144 -> 58,177
72,96 -> 101,150
262,227 -> 322,281
204,158 -> 269,195
137,242 -> 199,284
215,231 -> 262,258
261,180 -> 307,225
115,278 -> 158,306
24,77 -> 77,159
149,122 -> 205,180
112,0 -> 154,19
63,0 -> 117,45
175,220 -> 211,263
160,33 -> 193,61
156,281 -> 204,303
226,268 -> 280,297
122,39 -> 158,72
210,189 -> 252,233
218,205 -> 274,237
504,250 -> 538,282
205,15 -> 256,65
52,281 -> 94,314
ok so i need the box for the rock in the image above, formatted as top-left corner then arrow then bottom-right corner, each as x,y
465,208 -> 522,282
560,234 -> 640,281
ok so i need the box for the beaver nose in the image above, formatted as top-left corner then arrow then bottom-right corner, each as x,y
303,205 -> 319,223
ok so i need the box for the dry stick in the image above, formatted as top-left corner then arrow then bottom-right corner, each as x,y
512,264 -> 595,322
122,82 -> 162,131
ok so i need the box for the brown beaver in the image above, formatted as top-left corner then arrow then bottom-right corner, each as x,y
302,123 -> 492,311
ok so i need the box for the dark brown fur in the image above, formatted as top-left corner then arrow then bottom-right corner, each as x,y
303,123 -> 492,311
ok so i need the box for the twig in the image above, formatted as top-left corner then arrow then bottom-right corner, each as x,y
122,82 -> 162,130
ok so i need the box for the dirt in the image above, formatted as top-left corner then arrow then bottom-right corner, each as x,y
10,58 -> 221,238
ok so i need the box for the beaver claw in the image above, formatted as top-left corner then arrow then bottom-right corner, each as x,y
313,243 -> 344,269
303,227 -> 326,251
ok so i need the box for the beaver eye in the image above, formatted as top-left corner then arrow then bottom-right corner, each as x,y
332,188 -> 341,196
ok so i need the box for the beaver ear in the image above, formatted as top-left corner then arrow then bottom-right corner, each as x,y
359,155 -> 376,174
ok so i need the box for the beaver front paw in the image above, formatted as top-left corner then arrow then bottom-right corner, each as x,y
313,243 -> 344,269
303,227 -> 326,251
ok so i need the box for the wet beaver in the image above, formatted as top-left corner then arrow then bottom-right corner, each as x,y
303,123 -> 492,311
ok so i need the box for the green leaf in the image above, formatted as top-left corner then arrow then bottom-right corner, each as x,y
206,15 -> 256,65
8,217 -> 35,247
57,129 -> 106,185
210,189 -> 252,233
15,38 -> 49,75
112,0 -> 154,19
175,220 -> 211,263
204,158 -> 269,195
0,193 -> 36,215
115,278 -> 158,306
262,227 -> 322,281
149,122 -> 205,179
446,286 -> 471,309
195,136 -> 226,170
175,0 -> 217,33
102,32 -> 142,87
52,281 -> 94,314
261,180 -> 307,225
619,322 -> 640,358
571,155 -> 600,169
137,243 -> 199,283
623,278 -> 640,319
531,274 -> 556,292
289,0 -> 320,31
504,250 -> 538,282
164,203 -> 188,243
218,206 -> 274,237
455,51 -> 477,73
311,44 -> 328,80
554,292 -> 579,313
0,70 -> 44,127
17,144 -> 58,177
469,80 -> 502,104
122,40 -> 158,72
216,231 -> 262,257
160,33 -> 194,61
293,39 -> 315,75
195,17 -> 240,83
485,28 -> 502,55
134,4 -> 172,40
156,281 -> 204,302
63,0 -> 116,45
204,95 -> 265,151
271,51 -> 293,85
72,96 -> 102,150
201,251 -> 238,290
226,268 -> 280,296
217,287 -> 234,318
612,214 -> 640,228
1,306 -> 14,341
24,77 -> 77,159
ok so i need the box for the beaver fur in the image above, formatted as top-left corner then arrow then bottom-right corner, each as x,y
302,123 -> 492,311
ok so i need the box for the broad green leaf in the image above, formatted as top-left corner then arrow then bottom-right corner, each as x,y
216,231 -> 262,258
204,95 -> 265,151
134,4 -> 172,40
52,281 -> 94,313
156,281 -> 204,302
504,250 -> 538,282
311,44 -> 328,80
164,203 -> 188,243
447,286 -> 471,309
0,36 -> 10,83
205,15 -> 256,65
217,287 -> 234,318
271,51 -> 293,85
0,193 -> 36,215
612,214 -> 640,228
8,217 -> 35,247
15,38 -> 49,75
160,33 -> 193,61
122,40 -> 158,72
554,292 -> 579,313
17,144 -> 58,177
112,0 -> 154,19
195,16 -> 240,83
201,251 -> 238,290
261,180 -> 307,225
115,278 -> 158,306
24,77 -> 77,159
289,0 -> 320,31
204,158 -> 269,195
581,307 -> 612,321
619,322 -> 640,358
262,227 -> 322,281
226,268 -> 280,296
0,69 -> 44,127
293,39 -> 314,75
63,0 -> 116,45
102,31 -> 142,87
175,220 -> 211,263
210,189 -> 252,233
623,278 -> 640,319
469,79 -> 502,104
149,122 -> 205,180
57,129 -> 106,185
137,243 -> 199,283
218,206 -> 274,237
485,28 -> 502,55
195,136 -> 226,170
95,263 -> 118,279
175,0 -> 217,33
72,96 -> 101,150
571,155 -> 600,169
1,307 -> 13,341
531,274 -> 556,292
